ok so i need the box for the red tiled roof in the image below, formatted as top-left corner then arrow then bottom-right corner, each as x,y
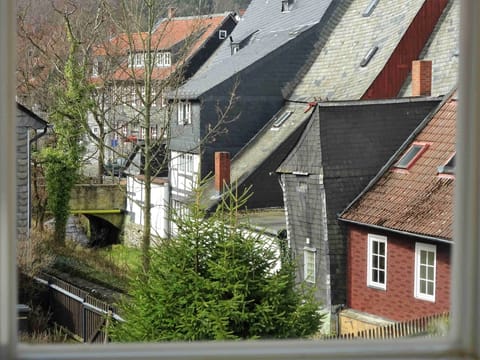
93,14 -> 230,81
340,93 -> 456,241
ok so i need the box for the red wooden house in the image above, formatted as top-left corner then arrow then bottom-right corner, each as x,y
338,90 -> 456,329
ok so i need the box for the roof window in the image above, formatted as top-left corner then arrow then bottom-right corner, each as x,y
360,46 -> 378,67
281,0 -> 294,12
363,0 -> 380,17
394,143 -> 429,170
438,154 -> 455,174
273,111 -> 293,128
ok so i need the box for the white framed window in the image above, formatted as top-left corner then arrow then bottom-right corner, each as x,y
150,125 -> 158,139
155,51 -> 171,67
414,243 -> 436,302
367,234 -> 387,290
304,247 -> 316,283
178,101 -> 192,125
219,29 -> 227,39
178,153 -> 194,175
129,52 -> 145,68
92,56 -> 104,77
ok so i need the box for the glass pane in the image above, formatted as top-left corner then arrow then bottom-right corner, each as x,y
420,280 -> 426,294
372,271 -> 378,282
420,265 -> 427,279
428,251 -> 435,265
378,271 -> 385,284
421,250 -> 427,264
427,282 -> 434,295
373,256 -> 378,268
379,242 -> 385,255
396,144 -> 423,168
379,256 -> 385,269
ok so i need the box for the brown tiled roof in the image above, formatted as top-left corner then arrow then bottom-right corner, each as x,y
340,93 -> 456,241
93,14 -> 230,81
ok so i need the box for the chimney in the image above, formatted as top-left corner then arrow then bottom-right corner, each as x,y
168,7 -> 176,19
412,60 -> 432,97
215,152 -> 230,192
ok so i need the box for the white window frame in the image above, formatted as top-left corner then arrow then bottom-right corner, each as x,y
303,247 -> 316,283
414,243 -> 436,302
219,29 -> 227,39
155,51 -> 171,67
2,2 -> 480,360
178,101 -> 192,125
367,234 -> 387,290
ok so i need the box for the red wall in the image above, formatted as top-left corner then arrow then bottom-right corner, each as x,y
347,225 -> 450,321
362,0 -> 449,99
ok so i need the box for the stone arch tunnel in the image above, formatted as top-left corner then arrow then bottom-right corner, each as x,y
69,184 -> 127,247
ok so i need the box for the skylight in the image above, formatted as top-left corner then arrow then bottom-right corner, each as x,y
438,154 -> 455,174
394,143 -> 428,169
360,46 -> 378,67
363,0 -> 380,17
272,111 -> 293,128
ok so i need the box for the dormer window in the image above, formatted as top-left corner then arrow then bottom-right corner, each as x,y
281,0 -> 294,12
360,46 -> 378,67
438,154 -> 455,175
394,142 -> 429,170
231,42 -> 240,55
156,51 -> 171,67
178,101 -> 192,125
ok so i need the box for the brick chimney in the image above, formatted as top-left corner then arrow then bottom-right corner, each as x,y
215,152 -> 230,192
168,7 -> 176,19
412,60 -> 432,96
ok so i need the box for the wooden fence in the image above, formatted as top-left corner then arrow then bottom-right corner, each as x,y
323,312 -> 449,340
35,274 -> 123,343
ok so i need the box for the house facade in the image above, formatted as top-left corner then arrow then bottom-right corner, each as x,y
16,103 -> 48,238
87,12 -> 237,175
168,0 -> 341,214
276,97 -> 441,310
338,91 -> 456,329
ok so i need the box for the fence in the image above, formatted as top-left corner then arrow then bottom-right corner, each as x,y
324,312 -> 449,340
35,274 -> 123,343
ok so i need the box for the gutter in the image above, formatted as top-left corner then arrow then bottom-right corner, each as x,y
338,217 -> 453,245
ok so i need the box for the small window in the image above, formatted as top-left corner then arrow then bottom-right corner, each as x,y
394,143 -> 429,169
360,46 -> 378,67
231,42 -> 240,55
178,101 -> 191,125
363,0 -> 380,17
219,30 -> 227,39
438,153 -> 455,174
414,242 -> 436,302
272,111 -> 293,128
367,234 -> 387,290
304,247 -> 316,283
281,0 -> 294,12
155,51 -> 171,67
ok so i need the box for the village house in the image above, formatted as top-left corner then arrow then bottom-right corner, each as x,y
87,10 -> 238,175
338,90 -> 455,332
16,103 -> 48,238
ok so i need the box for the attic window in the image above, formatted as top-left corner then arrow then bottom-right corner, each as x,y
363,0 -> 380,17
219,30 -> 227,39
438,154 -> 455,174
272,111 -> 293,128
231,42 -> 240,55
360,46 -> 378,67
394,143 -> 429,169
281,0 -> 294,12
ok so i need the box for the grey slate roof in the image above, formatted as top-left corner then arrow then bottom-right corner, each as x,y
398,0 -> 459,97
175,0 -> 336,99
201,101 -> 314,209
288,0 -> 426,101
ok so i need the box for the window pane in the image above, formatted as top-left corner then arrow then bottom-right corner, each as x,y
378,271 -> 384,284
420,280 -> 426,294
427,282 -> 434,295
420,265 -> 426,278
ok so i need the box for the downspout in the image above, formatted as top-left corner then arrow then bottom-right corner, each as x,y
28,124 -> 49,233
